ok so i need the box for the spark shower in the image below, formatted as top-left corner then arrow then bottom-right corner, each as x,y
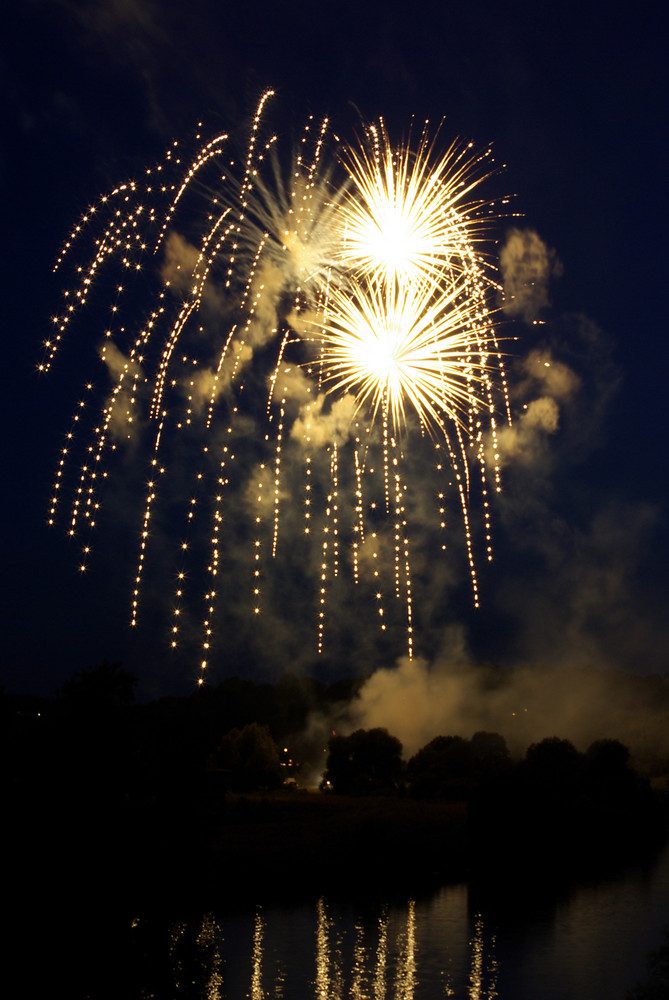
43,91 -> 512,683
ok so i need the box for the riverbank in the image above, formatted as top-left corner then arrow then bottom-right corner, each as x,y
9,779 -> 666,910
19,785 -> 663,909
204,790 -> 471,898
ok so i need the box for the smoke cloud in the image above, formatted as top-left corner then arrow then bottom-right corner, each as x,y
160,231 -> 200,293
345,651 -> 669,765
291,392 -> 357,448
495,396 -> 559,468
516,348 -> 581,401
272,364 -> 314,407
246,260 -> 284,348
500,228 -> 562,321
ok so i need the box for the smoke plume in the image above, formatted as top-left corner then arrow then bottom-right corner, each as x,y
345,651 -> 669,767
500,228 -> 562,321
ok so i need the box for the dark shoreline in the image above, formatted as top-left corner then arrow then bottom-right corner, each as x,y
13,785 -> 665,914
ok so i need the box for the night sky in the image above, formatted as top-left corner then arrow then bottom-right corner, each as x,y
3,0 -> 668,699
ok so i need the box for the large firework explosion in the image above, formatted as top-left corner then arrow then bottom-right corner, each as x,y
43,92 -> 511,684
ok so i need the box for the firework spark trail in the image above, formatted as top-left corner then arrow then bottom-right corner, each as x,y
42,91 -> 511,683
43,133 -> 200,373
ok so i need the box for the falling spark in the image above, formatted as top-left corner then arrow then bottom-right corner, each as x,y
42,92 -> 511,683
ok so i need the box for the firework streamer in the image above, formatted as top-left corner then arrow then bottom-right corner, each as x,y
43,92 -> 511,683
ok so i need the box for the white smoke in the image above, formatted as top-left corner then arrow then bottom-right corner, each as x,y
160,231 -> 200,293
271,363 -> 315,406
495,396 -> 559,468
346,652 -> 669,765
500,228 -> 562,322
290,392 -> 357,448
246,260 -> 285,348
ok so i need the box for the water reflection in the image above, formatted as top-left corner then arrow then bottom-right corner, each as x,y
16,844 -> 668,999
374,906 -> 389,999
144,894 -> 500,999
315,897 -> 341,998
395,899 -> 416,999
313,900 -> 404,999
161,912 -> 225,999
249,909 -> 264,1000
467,915 -> 498,1000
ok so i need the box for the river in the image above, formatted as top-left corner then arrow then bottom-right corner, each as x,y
29,840 -> 668,999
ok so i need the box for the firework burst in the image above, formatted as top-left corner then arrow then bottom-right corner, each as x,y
336,120 -> 495,288
43,92 -> 511,683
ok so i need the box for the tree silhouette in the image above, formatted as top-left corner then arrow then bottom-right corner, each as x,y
59,661 -> 137,712
407,735 -> 475,800
321,728 -> 403,795
212,722 -> 283,792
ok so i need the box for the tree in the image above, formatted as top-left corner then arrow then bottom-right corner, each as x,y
471,731 -> 512,780
585,738 -> 630,778
50,662 -> 140,810
321,728 -> 403,795
522,737 -> 584,797
212,722 -> 283,792
59,661 -> 137,712
583,738 -> 662,847
407,735 -> 474,800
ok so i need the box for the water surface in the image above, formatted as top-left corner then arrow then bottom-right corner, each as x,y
21,843 -> 669,998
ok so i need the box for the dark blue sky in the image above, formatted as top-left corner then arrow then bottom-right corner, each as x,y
2,0 -> 667,697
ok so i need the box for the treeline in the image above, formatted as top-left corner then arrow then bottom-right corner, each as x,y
4,661 -> 668,813
2,661 -> 362,814
321,725 -> 665,870
3,662 -> 667,895
2,663 -> 364,897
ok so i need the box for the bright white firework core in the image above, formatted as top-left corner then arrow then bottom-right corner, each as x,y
356,208 -> 419,281
43,91 -> 512,680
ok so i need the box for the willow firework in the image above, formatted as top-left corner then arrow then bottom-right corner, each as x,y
43,92 -> 511,683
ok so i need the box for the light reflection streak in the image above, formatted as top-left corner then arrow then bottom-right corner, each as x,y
469,914 -> 484,1000
250,906 -> 265,999
375,905 -> 389,1000
166,913 -> 224,999
395,898 -> 417,999
468,913 -> 499,1000
197,913 -> 224,1000
315,897 -> 343,999
350,918 -> 368,999
142,897 -> 500,998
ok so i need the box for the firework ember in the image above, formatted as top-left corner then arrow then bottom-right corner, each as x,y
42,91 -> 511,683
